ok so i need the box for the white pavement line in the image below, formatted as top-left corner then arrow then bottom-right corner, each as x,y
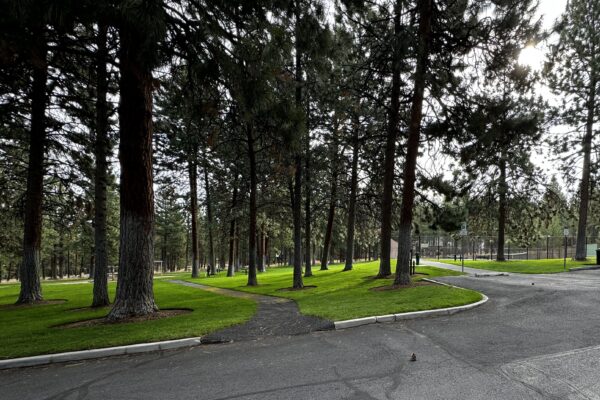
0,337 -> 202,370
333,280 -> 488,330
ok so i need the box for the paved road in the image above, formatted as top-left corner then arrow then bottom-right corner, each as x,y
4,267 -> 600,399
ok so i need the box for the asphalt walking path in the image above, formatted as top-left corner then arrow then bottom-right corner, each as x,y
5,268 -> 600,399
169,280 -> 333,342
424,259 -> 512,275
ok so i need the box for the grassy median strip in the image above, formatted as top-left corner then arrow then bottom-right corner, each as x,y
434,258 -> 590,274
186,261 -> 482,321
0,280 -> 256,359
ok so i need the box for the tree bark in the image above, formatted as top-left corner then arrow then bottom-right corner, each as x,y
378,1 -> 402,279
227,185 -> 238,277
92,22 -> 110,307
17,23 -> 47,304
321,123 -> 339,271
246,124 -> 258,286
304,94 -> 313,277
394,0 -> 433,286
496,156 -> 507,261
189,154 -> 200,278
257,224 -> 265,272
107,22 -> 158,320
292,1 -> 304,289
575,74 -> 596,260
293,154 -> 304,289
344,119 -> 360,271
203,158 -> 215,275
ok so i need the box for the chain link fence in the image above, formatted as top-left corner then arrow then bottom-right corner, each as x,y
413,235 -> 599,260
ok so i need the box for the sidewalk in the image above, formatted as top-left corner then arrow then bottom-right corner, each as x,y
423,260 -> 512,276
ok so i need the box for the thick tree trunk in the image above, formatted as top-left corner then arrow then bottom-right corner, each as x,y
344,120 -> 360,271
203,160 -> 216,275
107,24 -> 158,320
496,157 -> 508,261
575,75 -> 596,260
92,23 -> 110,307
246,124 -> 258,286
321,124 -> 339,271
189,156 -> 200,278
17,25 -> 47,304
378,1 -> 402,279
394,0 -> 433,286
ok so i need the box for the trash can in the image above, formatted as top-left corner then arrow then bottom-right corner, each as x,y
596,249 -> 600,265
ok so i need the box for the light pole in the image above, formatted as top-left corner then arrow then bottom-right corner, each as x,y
460,222 -> 468,273
563,227 -> 569,271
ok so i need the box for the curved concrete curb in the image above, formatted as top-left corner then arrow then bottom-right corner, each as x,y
334,280 -> 488,330
0,337 -> 202,370
569,265 -> 600,272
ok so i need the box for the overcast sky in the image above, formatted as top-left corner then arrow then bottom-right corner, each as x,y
538,0 -> 568,29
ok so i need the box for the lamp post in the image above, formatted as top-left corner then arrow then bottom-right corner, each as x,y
546,235 -> 550,259
460,222 -> 468,273
563,227 -> 569,271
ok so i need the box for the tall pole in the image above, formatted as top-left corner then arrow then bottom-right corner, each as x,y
564,231 -> 568,271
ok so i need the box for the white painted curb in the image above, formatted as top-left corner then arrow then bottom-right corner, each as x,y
0,337 -> 202,370
334,280 -> 488,330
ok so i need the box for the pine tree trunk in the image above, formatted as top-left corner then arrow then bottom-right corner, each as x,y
227,186 -> 238,277
189,156 -> 200,278
293,2 -> 304,289
107,23 -> 158,320
496,157 -> 507,261
228,218 -> 236,277
575,75 -> 596,260
92,23 -> 110,307
344,120 -> 360,271
51,246 -> 57,280
203,160 -> 216,275
246,124 -> 258,286
378,1 -> 402,279
234,221 -> 240,272
17,24 -> 47,304
394,0 -> 433,286
58,232 -> 64,278
293,154 -> 304,289
257,224 -> 265,272
304,98 -> 313,277
321,124 -> 339,271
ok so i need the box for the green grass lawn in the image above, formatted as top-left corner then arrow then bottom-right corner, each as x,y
185,261 -> 483,321
0,280 -> 256,359
430,258 -> 591,274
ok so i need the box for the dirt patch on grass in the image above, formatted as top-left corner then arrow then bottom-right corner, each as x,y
370,281 -> 434,291
365,273 -> 429,280
66,305 -> 111,312
277,285 -> 317,292
0,299 -> 67,310
56,308 -> 192,328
